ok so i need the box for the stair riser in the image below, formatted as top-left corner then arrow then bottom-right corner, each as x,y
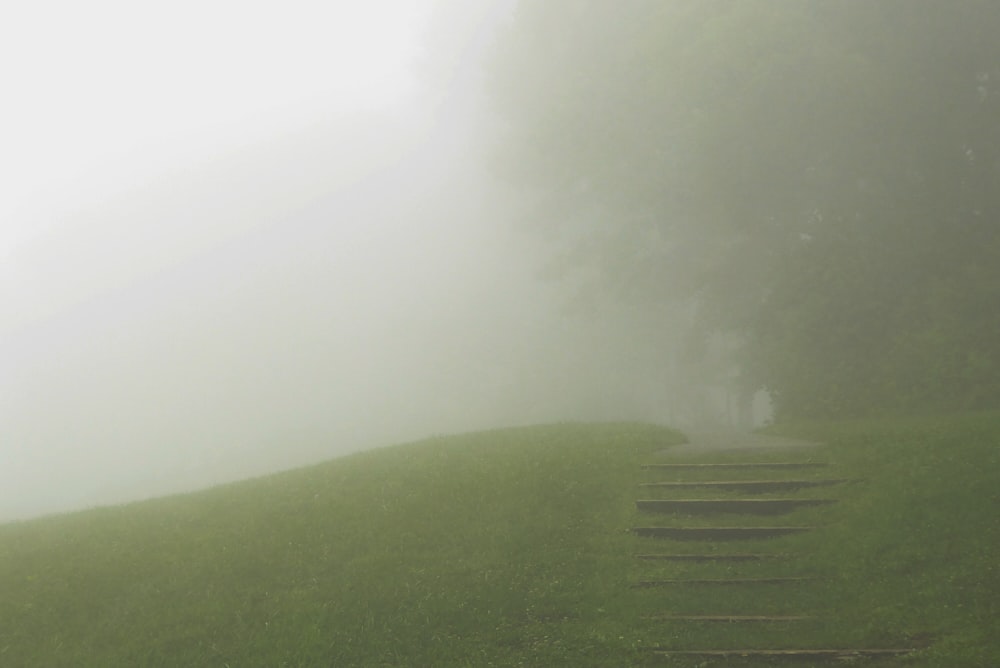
640,480 -> 848,493
633,578 -> 816,587
636,500 -> 835,516
642,463 -> 827,470
653,649 -> 915,660
633,527 -> 811,540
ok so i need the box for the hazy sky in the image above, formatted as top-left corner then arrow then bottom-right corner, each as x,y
0,0 -> 432,230
0,0 -> 684,523
1,0 -> 432,327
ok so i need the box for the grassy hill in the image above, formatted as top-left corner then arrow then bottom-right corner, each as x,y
1,416 -> 998,666
0,423 -> 684,666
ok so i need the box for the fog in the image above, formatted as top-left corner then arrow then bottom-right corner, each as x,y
1,1 -> 712,522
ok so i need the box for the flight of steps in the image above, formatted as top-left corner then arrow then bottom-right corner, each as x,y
630,454 -> 916,663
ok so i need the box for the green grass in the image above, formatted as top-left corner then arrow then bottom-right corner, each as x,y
762,413 -> 1000,666
626,412 -> 999,666
0,423 -> 683,667
1,415 -> 999,666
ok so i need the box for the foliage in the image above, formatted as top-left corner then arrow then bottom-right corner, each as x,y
486,1 -> 1000,418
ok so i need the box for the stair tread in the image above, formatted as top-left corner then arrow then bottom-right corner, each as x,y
640,479 -> 849,487
633,577 -> 816,587
633,553 -> 789,560
642,462 -> 827,470
652,648 -> 915,658
646,615 -> 813,621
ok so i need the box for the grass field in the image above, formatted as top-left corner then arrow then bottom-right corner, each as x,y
1,415 -> 998,666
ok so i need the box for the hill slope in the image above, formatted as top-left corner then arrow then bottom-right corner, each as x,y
0,423 -> 683,666
763,412 -> 1000,666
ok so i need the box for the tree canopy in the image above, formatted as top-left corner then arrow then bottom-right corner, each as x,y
485,0 -> 1000,419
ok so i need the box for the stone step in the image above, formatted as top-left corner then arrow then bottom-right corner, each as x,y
640,479 -> 849,493
633,526 -> 812,540
652,648 -> 915,660
642,462 -> 827,470
645,615 -> 813,622
634,553 -> 788,562
633,577 -> 816,588
636,498 -> 836,515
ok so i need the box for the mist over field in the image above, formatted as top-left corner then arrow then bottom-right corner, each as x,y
1,1 -> 686,522
1,115 -> 674,521
7,0 -> 998,525
4,4 -> 1000,666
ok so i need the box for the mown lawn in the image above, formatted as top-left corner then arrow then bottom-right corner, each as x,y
0,423 -> 683,667
762,412 -> 1000,666
625,412 -> 1000,666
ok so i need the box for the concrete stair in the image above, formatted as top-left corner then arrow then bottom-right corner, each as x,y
630,449 -> 914,663
639,479 -> 850,493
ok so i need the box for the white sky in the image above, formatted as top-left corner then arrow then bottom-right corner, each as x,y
0,0 -> 708,526
2,0 -> 642,526
0,0 -> 434,242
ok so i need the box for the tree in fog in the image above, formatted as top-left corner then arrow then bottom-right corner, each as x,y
485,0 -> 1000,419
